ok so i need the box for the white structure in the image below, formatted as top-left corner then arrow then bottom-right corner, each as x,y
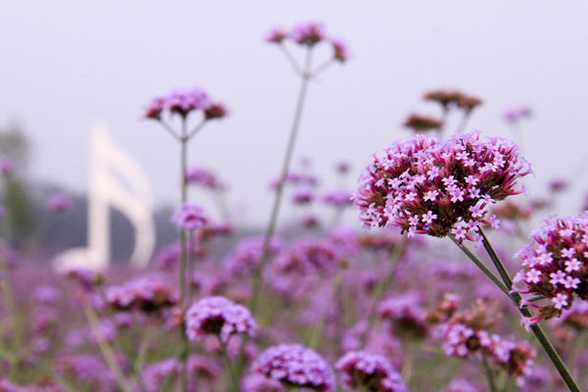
54,127 -> 155,272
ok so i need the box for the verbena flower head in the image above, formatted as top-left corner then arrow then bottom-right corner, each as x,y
141,358 -> 181,392
504,106 -> 532,125
336,351 -> 407,392
378,293 -> 429,338
185,167 -> 223,190
172,204 -> 207,231
266,27 -> 288,44
106,276 -> 177,313
290,21 -> 326,46
322,190 -> 353,209
0,160 -> 13,177
143,88 -> 227,122
330,38 -> 349,63
355,132 -> 531,241
514,213 -> 588,322
251,344 -> 335,391
403,114 -> 443,133
185,296 -> 256,343
48,193 -> 73,213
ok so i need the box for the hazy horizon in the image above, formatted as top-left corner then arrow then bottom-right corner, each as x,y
2,0 -> 588,225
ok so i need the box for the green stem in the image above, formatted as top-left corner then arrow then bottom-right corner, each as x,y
82,301 -> 133,392
474,229 -> 581,392
481,353 -> 498,392
249,47 -> 314,315
360,237 -> 407,347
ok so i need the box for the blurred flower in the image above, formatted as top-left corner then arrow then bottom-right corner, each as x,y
251,344 -> 335,391
172,204 -> 207,231
290,21 -> 326,46
204,102 -> 228,121
445,379 -> 480,392
504,106 -> 532,125
47,193 -> 73,213
292,188 -> 315,205
322,190 -> 353,209
403,114 -> 443,133
0,160 -> 13,177
355,133 -> 530,241
378,293 -> 429,339
423,89 -> 463,110
548,178 -> 569,194
185,167 -> 223,190
185,296 -> 256,343
141,358 -> 180,392
330,38 -> 349,62
336,351 -> 407,392
106,275 -> 177,313
265,27 -> 288,44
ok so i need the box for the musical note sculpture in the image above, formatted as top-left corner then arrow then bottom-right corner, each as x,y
53,127 -> 155,272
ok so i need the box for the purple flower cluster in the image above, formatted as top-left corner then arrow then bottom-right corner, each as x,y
322,190 -> 353,209
185,296 -> 256,343
106,276 -> 178,313
504,106 -> 532,125
47,193 -> 73,213
336,351 -> 407,392
266,21 -> 349,63
514,214 -> 588,322
172,204 -> 208,231
251,344 -> 335,391
355,132 -> 530,241
185,166 -> 224,190
144,88 -> 227,121
378,293 -> 429,338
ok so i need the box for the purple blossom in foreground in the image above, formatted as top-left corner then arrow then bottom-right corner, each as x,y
336,351 -> 407,392
514,213 -> 588,322
172,204 -> 207,231
185,296 -> 256,343
355,132 -> 530,241
251,344 -> 335,391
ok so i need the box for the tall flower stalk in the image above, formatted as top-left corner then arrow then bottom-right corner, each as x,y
249,21 -> 349,315
143,90 -> 226,391
354,131 -> 581,391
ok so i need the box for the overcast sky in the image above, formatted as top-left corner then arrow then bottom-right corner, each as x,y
1,1 -> 588,225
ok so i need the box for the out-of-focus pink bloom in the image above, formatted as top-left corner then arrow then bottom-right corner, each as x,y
251,344 -> 335,391
336,351 -> 407,392
330,38 -> 349,63
185,167 -> 223,190
322,190 -> 353,209
185,296 -> 256,343
172,204 -> 207,231
106,275 -> 178,313
336,161 -> 351,175
290,21 -> 326,46
504,106 -> 533,125
141,358 -> 180,392
355,133 -> 530,241
144,88 -> 228,122
204,101 -> 228,121
378,293 -> 429,338
292,188 -> 315,205
34,285 -> 60,306
48,193 -> 74,213
66,268 -> 105,292
265,27 -> 288,44
225,238 -> 282,278
0,160 -> 13,177
445,379 -> 480,392
548,177 -> 569,194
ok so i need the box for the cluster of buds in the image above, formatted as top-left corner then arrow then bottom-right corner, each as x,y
432,297 -> 535,385
355,132 -> 530,241
403,114 -> 443,133
504,106 -> 532,126
185,167 -> 224,191
423,89 -> 483,114
47,192 -> 74,213
266,21 -> 349,63
172,204 -> 208,231
514,213 -> 588,322
250,344 -> 335,391
185,296 -> 256,343
143,88 -> 227,123
335,351 -> 407,392
378,293 -> 429,339
106,276 -> 178,313
273,239 -> 342,278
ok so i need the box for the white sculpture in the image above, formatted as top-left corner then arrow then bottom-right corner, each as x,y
53,127 -> 155,272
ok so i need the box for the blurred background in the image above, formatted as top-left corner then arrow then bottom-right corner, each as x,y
1,0 -> 587,256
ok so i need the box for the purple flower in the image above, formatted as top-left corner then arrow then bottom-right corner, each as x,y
330,38 -> 349,63
355,132 -> 530,241
185,167 -> 223,190
144,88 -> 227,122
251,344 -> 335,391
504,106 -> 532,125
47,193 -> 73,213
0,160 -> 13,177
141,358 -> 180,392
322,190 -> 353,209
290,21 -> 326,46
378,293 -> 429,338
445,379 -> 480,392
185,296 -> 256,343
266,27 -> 288,44
172,204 -> 207,231
106,275 -> 178,313
336,351 -> 407,392
514,213 -> 588,322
